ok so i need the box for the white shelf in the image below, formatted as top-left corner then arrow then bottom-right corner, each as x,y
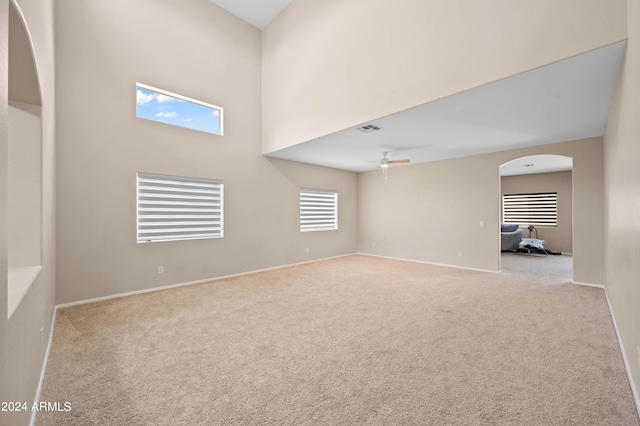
8,265 -> 42,319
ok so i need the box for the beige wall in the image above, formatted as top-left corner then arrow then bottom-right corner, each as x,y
262,0 -> 627,154
358,137 -> 603,284
0,0 -> 8,413
604,0 -> 640,406
1,0 -> 635,418
2,0 -> 56,425
54,0 -> 358,305
501,171 -> 573,254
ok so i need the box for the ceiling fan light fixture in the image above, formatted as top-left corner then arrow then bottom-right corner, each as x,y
375,151 -> 410,178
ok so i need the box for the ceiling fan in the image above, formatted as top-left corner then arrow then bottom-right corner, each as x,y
376,151 -> 410,179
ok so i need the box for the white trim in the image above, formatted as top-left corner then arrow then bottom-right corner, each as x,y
56,253 -> 357,309
603,287 -> 640,418
572,281 -> 605,289
8,265 -> 43,319
357,252 -> 499,274
136,82 -> 223,116
30,308 -> 58,426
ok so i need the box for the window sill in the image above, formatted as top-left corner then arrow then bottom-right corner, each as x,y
8,265 -> 42,319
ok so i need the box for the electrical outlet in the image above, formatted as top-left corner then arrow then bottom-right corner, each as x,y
372,242 -> 376,248
158,266 -> 164,274
479,220 -> 485,227
305,248 -> 309,253
458,251 -> 463,257
40,327 -> 44,344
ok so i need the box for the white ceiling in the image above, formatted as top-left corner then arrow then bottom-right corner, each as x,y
205,1 -> 626,176
208,0 -> 293,29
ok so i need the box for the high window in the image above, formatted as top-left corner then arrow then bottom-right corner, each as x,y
502,192 -> 557,227
299,188 -> 338,232
136,83 -> 223,135
137,172 -> 224,242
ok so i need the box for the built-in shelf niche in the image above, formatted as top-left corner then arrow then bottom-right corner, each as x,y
7,2 -> 43,319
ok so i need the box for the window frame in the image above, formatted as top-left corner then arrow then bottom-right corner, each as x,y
299,188 -> 338,232
137,172 -> 224,243
502,192 -> 558,228
136,82 -> 224,136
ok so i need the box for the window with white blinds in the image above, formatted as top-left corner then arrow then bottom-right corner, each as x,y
300,188 -> 338,232
502,192 -> 557,227
137,172 -> 223,243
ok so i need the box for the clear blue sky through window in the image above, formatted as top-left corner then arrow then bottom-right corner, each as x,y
136,83 -> 223,135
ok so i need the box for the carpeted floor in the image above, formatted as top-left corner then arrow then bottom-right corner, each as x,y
37,254 -> 639,425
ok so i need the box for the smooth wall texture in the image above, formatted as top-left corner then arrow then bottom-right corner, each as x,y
358,138 -> 603,284
262,0 -> 627,154
2,0 -> 56,425
0,0 -> 8,412
604,0 -> 640,406
501,171 -> 573,254
55,0 -> 357,305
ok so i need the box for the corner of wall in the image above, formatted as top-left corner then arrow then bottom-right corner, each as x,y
603,0 -> 640,416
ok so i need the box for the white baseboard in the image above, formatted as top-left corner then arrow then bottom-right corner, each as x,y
567,279 -> 638,417
572,280 -> 605,289
357,252 -> 499,274
56,253 -> 357,309
30,307 -> 58,426
603,287 -> 640,419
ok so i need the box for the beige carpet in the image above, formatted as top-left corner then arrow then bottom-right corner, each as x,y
37,254 -> 639,425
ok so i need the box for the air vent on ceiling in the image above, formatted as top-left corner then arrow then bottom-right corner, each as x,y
355,124 -> 382,133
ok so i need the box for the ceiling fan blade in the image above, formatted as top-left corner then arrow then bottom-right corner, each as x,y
389,159 -> 410,164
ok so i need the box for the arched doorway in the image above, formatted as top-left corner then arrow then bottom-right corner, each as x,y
498,155 -> 573,281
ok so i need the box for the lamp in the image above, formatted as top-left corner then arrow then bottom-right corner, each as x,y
527,224 -> 538,239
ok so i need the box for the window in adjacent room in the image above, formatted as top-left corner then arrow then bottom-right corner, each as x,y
136,83 -> 223,135
502,192 -> 557,227
137,172 -> 224,243
300,188 -> 338,232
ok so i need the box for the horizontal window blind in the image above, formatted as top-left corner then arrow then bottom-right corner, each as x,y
502,192 -> 557,227
137,172 -> 223,242
300,188 -> 338,232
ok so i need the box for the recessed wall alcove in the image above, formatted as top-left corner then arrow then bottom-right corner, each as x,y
7,1 -> 43,318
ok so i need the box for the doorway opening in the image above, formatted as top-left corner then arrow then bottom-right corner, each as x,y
498,155 -> 573,282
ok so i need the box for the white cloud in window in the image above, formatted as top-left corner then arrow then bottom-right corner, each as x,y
156,94 -> 175,104
212,109 -> 220,118
155,112 -> 177,118
137,89 -> 154,105
184,118 -> 193,122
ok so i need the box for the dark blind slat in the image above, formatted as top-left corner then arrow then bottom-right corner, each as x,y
502,192 -> 557,227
